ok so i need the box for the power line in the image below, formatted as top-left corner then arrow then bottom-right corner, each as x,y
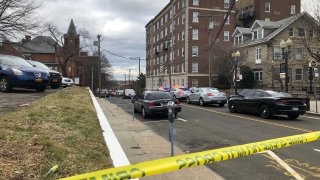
101,49 -> 146,61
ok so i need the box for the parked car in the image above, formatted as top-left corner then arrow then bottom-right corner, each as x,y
61,77 -> 73,87
228,89 -> 307,119
116,90 -> 124,96
0,54 -> 50,92
134,91 -> 181,118
123,89 -> 136,99
98,89 -> 108,97
170,87 -> 190,100
187,87 -> 227,107
27,60 -> 62,89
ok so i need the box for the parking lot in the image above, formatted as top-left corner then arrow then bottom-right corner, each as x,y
0,88 -> 60,111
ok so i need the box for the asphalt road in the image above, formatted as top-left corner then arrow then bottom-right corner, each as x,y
0,88 -> 60,112
106,96 -> 320,180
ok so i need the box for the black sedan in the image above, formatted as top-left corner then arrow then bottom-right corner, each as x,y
228,89 -> 307,119
134,91 -> 181,118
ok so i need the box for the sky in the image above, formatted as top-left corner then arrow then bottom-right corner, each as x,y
38,0 -> 314,80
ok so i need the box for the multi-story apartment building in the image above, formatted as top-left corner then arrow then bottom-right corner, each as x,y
233,12 -> 319,91
145,0 -> 236,89
236,0 -> 301,27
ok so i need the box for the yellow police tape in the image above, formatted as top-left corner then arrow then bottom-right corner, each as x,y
61,131 -> 320,180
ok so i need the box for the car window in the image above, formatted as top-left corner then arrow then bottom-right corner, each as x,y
265,91 -> 292,97
207,88 -> 220,93
195,89 -> 200,93
147,92 -> 171,100
28,60 -> 50,70
179,88 -> 189,91
254,91 -> 264,97
244,90 -> 255,97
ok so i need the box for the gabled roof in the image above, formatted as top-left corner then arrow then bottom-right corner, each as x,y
250,20 -> 280,31
238,12 -> 310,47
67,19 -> 77,36
18,36 -> 59,54
232,27 -> 251,37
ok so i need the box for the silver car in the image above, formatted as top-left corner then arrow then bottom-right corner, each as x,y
170,87 -> 190,100
187,87 -> 227,107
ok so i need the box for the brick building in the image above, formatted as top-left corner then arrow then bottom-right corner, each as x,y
233,12 -> 320,91
145,0 -> 236,89
236,0 -> 301,27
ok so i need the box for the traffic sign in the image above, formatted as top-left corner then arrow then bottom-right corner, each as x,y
309,60 -> 317,68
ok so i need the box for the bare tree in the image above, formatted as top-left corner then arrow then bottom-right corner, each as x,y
45,23 -> 93,76
93,51 -> 113,81
0,0 -> 43,41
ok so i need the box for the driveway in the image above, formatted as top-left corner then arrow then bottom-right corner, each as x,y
0,88 -> 60,112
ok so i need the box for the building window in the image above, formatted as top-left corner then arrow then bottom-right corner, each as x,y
295,69 -> 303,80
192,63 -> 198,73
182,13 -> 186,24
193,0 -> 199,6
296,48 -> 303,60
182,30 -> 185,40
274,47 -> 282,59
308,29 -> 314,38
298,28 -> 305,37
265,2 -> 270,12
224,31 -> 229,41
288,27 -> 294,37
192,29 -> 199,40
193,12 -> 199,23
224,0 -> 230,8
192,46 -> 198,57
182,47 -> 185,56
192,79 -> 198,87
68,67 -> 72,73
256,48 -> 261,64
224,14 -> 230,24
254,71 -> 263,81
291,5 -> 296,15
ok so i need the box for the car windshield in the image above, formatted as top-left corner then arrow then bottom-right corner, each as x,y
179,88 -> 189,91
28,60 -> 50,70
148,92 -> 171,100
0,55 -> 33,68
265,91 -> 292,97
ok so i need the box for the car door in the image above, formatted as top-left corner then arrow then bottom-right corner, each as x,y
135,93 -> 145,112
191,88 -> 201,102
239,90 -> 255,112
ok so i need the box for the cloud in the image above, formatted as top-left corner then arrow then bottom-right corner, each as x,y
39,0 -> 169,79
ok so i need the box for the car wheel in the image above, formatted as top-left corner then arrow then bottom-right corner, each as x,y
219,103 -> 225,107
142,107 -> 148,118
228,102 -> 237,113
0,76 -> 12,92
50,84 -> 60,89
186,97 -> 191,104
199,98 -> 205,106
260,105 -> 271,119
287,114 -> 299,119
36,87 -> 46,92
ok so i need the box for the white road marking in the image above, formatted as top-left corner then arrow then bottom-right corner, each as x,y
265,151 -> 304,180
302,115 -> 320,120
314,149 -> 320,152
176,118 -> 188,122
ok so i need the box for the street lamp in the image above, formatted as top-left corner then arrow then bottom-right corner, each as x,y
232,50 -> 240,94
280,38 -> 293,93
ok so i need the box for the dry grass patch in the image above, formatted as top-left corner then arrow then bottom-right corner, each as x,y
0,87 -> 112,179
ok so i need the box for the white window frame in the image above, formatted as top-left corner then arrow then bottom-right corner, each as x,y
291,5 -> 296,15
295,69 -> 303,80
224,14 -> 230,24
192,63 -> 198,73
192,29 -> 199,40
295,48 -> 303,60
288,27 -> 294,37
193,0 -> 199,6
193,12 -> 199,23
192,46 -> 199,57
265,2 -> 270,12
256,48 -> 262,64
254,71 -> 263,81
224,0 -> 230,9
274,46 -> 282,59
224,31 -> 229,41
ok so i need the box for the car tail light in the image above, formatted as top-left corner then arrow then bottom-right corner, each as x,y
149,101 -> 155,107
174,99 -> 180,105
207,93 -> 213,96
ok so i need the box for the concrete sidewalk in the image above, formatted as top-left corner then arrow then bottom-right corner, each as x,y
97,98 -> 224,180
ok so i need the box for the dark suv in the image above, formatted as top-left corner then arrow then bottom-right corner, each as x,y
0,54 -> 50,92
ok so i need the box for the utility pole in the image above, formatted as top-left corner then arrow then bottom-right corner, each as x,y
124,74 -> 127,88
138,57 -> 141,94
97,35 -> 101,90
129,69 -> 131,88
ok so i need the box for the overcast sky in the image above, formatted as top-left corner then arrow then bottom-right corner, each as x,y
38,0 -> 314,80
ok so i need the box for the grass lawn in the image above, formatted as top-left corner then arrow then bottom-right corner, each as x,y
0,87 -> 112,179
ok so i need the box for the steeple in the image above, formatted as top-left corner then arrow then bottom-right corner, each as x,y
67,19 -> 77,36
